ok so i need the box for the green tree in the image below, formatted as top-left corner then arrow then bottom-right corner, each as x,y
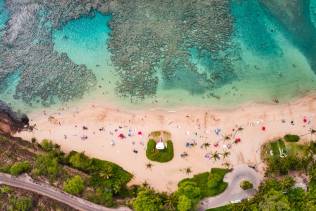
258,189 -> 291,211
9,161 -> 31,176
207,173 -> 223,189
177,195 -> 192,211
133,189 -> 163,211
89,188 -> 114,207
279,176 -> 295,191
33,154 -> 60,179
63,175 -> 85,195
176,181 -> 201,208
288,188 -> 307,210
68,152 -> 90,170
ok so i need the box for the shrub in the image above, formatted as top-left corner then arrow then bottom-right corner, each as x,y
284,134 -> 300,142
240,180 -> 253,190
33,154 -> 60,180
8,196 -> 33,211
0,185 -> 11,194
9,161 -> 31,176
89,188 -> 114,207
0,165 -> 11,173
179,168 -> 229,198
175,181 -> 201,210
63,175 -> 85,195
40,139 -> 55,151
146,140 -> 174,162
133,189 -> 163,211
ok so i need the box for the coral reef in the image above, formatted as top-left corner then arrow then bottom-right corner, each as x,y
108,0 -> 234,99
0,0 -> 234,104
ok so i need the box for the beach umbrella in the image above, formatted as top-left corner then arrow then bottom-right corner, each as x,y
234,138 -> 241,144
118,133 -> 126,139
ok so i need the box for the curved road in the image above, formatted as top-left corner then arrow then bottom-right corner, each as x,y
198,165 -> 262,210
0,173 -> 131,211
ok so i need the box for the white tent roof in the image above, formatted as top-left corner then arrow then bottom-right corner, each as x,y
156,142 -> 165,150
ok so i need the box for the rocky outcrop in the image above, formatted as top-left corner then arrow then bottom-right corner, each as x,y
0,100 -> 29,135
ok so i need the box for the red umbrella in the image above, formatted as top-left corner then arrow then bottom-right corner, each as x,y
261,126 -> 266,131
303,117 -> 307,123
118,133 -> 126,139
235,138 -> 241,144
138,131 -> 142,136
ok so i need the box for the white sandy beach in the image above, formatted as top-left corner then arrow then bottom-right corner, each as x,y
17,94 -> 316,192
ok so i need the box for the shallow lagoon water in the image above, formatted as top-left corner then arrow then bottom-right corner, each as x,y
2,1 -> 316,111
54,2 -> 316,109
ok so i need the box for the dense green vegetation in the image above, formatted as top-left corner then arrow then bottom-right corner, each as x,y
3,132 -> 315,211
263,138 -> 312,175
179,168 -> 229,198
230,175 -> 316,210
0,136 -> 133,208
9,161 -> 31,176
212,138 -> 316,210
284,134 -> 300,142
131,168 -> 230,211
146,139 -> 174,162
132,188 -> 163,211
66,151 -> 132,194
33,153 -> 61,180
240,180 -> 253,190
63,175 -> 85,195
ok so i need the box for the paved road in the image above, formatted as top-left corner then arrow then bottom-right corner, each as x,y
198,165 -> 262,210
0,173 -> 131,211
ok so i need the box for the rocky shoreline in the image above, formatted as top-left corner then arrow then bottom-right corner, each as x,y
0,100 -> 29,135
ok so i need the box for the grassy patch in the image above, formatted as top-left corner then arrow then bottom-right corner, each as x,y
240,180 -> 253,190
178,168 -> 229,198
284,134 -> 300,142
263,138 -> 311,175
270,139 -> 286,157
146,140 -> 174,162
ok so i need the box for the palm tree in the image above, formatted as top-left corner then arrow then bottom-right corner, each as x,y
222,151 -> 231,159
233,126 -> 244,138
99,165 -> 113,179
222,162 -> 231,169
184,167 -> 192,175
146,163 -> 153,169
142,181 -> 149,187
310,128 -> 316,140
211,151 -> 220,161
300,128 -> 316,139
201,142 -> 210,150
223,135 -> 231,141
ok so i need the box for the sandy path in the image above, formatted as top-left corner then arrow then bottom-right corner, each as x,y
17,95 -> 316,192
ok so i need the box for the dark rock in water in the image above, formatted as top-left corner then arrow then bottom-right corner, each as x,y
0,100 -> 29,135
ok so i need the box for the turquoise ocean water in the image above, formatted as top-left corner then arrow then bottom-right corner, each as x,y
2,1 -> 316,111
